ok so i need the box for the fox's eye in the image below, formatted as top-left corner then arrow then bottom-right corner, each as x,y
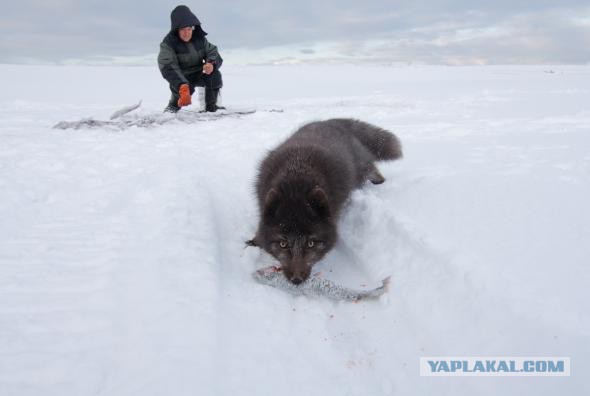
279,241 -> 288,248
307,240 -> 315,248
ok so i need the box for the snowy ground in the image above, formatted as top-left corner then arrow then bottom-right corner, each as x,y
0,64 -> 589,395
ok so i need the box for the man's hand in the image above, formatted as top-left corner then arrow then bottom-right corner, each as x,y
202,62 -> 214,75
177,84 -> 191,107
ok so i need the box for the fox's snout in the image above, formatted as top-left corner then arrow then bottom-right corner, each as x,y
283,259 -> 311,285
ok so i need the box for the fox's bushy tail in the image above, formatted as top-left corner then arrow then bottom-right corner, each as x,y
345,119 -> 403,161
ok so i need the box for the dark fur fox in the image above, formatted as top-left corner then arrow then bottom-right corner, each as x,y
248,119 -> 402,284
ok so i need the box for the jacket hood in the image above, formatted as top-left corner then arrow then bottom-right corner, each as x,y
170,5 -> 200,30
169,5 -> 207,39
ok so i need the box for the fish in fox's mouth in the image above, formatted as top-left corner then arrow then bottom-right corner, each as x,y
253,265 -> 391,302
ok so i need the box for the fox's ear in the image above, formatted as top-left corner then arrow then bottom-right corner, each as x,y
263,188 -> 280,219
245,238 -> 259,247
308,186 -> 330,218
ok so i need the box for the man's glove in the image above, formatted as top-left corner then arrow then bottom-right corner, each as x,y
202,62 -> 214,75
177,84 -> 191,107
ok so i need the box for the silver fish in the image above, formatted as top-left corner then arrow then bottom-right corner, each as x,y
253,266 -> 390,302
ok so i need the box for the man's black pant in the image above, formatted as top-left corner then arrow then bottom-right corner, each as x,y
168,69 -> 223,104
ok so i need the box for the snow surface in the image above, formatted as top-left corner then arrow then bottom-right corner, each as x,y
0,64 -> 589,395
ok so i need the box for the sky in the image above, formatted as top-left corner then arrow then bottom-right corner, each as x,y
1,0 -> 589,65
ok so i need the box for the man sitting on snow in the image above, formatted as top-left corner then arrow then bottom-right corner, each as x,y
157,5 -> 224,113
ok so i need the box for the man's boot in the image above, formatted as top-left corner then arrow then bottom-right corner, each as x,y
164,101 -> 180,113
205,88 -> 225,112
164,93 -> 180,113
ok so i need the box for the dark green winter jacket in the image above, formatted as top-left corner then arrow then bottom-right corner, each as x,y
157,5 -> 223,89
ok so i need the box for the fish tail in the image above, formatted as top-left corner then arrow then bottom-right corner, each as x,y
381,276 -> 391,290
357,276 -> 392,300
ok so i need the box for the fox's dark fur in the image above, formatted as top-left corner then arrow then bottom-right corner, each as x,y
248,118 -> 402,284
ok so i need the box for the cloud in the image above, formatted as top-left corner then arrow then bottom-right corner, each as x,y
0,1 -> 589,64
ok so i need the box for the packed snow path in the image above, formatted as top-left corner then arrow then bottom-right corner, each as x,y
0,64 -> 588,395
